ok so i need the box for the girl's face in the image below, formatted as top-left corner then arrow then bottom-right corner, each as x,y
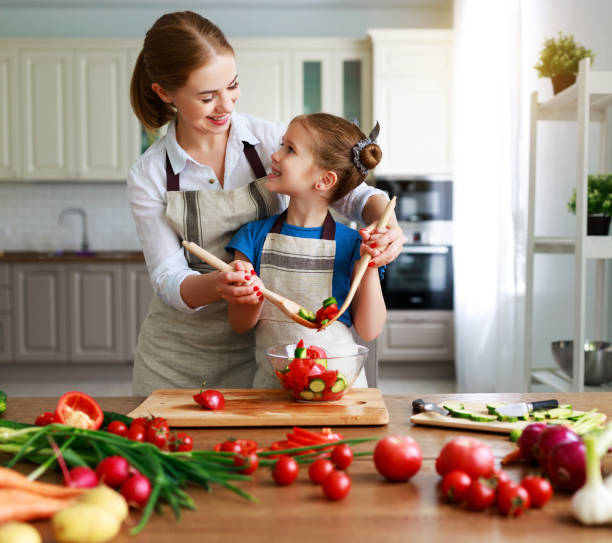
155,54 -> 240,135
266,121 -> 324,198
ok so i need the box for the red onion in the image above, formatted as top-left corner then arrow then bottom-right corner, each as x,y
517,423 -> 548,462
534,425 -> 579,467
546,439 -> 586,492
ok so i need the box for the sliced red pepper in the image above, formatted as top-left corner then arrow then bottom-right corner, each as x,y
54,391 -> 104,430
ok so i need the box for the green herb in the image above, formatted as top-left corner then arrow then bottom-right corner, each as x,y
534,32 -> 595,78
567,174 -> 612,217
0,390 -> 6,413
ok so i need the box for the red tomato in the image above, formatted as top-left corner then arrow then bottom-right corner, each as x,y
322,470 -> 351,501
435,437 -> 495,480
306,345 -> 328,359
440,470 -> 472,503
219,440 -> 242,454
168,432 -> 194,452
234,453 -> 259,474
145,417 -> 169,449
465,479 -> 496,511
373,436 -> 422,482
127,423 -> 146,442
54,391 -> 104,430
497,483 -> 531,517
520,476 -> 553,508
107,421 -> 128,437
309,459 -> 335,485
272,456 -> 299,486
35,411 -> 56,426
193,389 -> 225,411
331,444 -> 353,470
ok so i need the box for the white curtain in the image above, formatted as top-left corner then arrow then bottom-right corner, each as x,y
453,0 -> 527,391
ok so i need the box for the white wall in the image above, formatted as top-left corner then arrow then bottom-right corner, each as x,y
521,0 -> 612,368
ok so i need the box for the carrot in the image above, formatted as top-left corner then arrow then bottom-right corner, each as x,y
0,489 -> 75,522
0,466 -> 84,498
501,448 -> 523,465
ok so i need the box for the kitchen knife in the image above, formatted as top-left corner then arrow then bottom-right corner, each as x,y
412,398 -> 449,416
496,399 -> 559,418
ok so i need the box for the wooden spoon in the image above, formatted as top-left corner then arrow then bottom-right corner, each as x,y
181,241 -> 318,329
318,196 -> 397,330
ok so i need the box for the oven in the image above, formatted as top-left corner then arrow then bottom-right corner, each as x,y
381,244 -> 453,310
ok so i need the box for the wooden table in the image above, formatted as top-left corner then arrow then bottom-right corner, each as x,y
3,392 -> 612,542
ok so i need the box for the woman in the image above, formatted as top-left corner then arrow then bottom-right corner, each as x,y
128,11 -> 404,395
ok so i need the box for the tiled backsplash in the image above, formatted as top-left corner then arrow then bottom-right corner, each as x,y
0,183 -> 142,251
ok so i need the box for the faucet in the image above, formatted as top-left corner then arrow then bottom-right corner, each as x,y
58,207 -> 90,252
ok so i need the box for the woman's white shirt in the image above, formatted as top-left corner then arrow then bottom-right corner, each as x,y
127,111 -> 386,313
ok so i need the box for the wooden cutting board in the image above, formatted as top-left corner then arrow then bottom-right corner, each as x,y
410,401 -> 605,434
127,388 -> 389,427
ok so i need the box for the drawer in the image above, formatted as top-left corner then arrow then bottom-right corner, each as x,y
0,287 -> 10,312
0,264 -> 8,286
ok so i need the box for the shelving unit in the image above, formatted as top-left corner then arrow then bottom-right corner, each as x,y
525,58 -> 612,393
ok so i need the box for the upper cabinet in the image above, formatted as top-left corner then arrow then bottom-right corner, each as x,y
0,50 -> 19,179
369,29 -> 453,176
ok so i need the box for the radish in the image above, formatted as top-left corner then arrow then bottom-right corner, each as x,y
546,439 -> 586,492
120,473 -> 152,508
534,425 -> 579,467
68,466 -> 99,488
96,456 -> 130,488
517,422 -> 547,462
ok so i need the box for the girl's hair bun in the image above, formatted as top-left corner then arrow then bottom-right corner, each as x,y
360,143 -> 383,171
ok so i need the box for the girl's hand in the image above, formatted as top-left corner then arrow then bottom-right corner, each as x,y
359,223 -> 405,267
215,260 -> 264,304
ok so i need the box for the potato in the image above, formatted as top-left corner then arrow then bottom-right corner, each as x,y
0,522 -> 41,543
78,484 -> 129,521
52,503 -> 121,543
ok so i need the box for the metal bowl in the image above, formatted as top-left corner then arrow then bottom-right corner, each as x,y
551,340 -> 612,385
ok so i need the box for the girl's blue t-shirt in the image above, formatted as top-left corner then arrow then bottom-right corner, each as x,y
226,214 -> 383,327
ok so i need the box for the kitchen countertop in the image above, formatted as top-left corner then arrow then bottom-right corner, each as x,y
3,392 -> 612,542
0,250 -> 144,263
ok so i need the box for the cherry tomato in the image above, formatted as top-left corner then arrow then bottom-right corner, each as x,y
497,483 -> 531,517
131,417 -> 148,427
322,470 -> 351,501
35,411 -> 56,426
308,459 -> 335,485
490,469 -> 512,490
234,453 -> 259,474
193,389 -> 225,411
373,435 -> 422,482
107,420 -> 128,437
219,440 -> 242,454
145,417 -> 170,449
440,470 -> 472,503
520,476 -> 553,508
272,456 -> 299,486
465,479 -> 496,511
54,391 -> 104,430
96,456 -> 130,489
127,423 -> 146,442
168,432 -> 194,452
331,444 -> 353,470
213,439 -> 258,455
435,437 -> 495,480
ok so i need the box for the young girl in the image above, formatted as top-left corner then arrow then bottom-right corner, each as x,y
127,11 -> 402,395
226,113 -> 387,388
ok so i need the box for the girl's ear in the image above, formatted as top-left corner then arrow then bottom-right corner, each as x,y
315,170 -> 338,193
151,83 -> 173,104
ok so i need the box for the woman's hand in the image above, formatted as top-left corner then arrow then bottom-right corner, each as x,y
215,259 -> 264,305
359,223 -> 405,267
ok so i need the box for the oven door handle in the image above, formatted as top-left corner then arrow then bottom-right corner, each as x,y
401,246 -> 449,254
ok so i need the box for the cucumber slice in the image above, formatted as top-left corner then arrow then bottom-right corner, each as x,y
546,408 -> 573,419
300,390 -> 315,400
532,412 -> 546,421
331,375 -> 347,393
320,319 -> 329,326
309,378 -> 326,393
442,402 -> 465,412
294,347 -> 307,358
314,359 -> 328,369
449,409 -> 473,419
498,415 -> 519,422
322,297 -> 337,308
469,413 -> 499,422
486,402 -> 504,415
298,308 -> 316,322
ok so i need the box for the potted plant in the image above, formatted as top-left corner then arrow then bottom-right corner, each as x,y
567,174 -> 612,235
534,32 -> 595,94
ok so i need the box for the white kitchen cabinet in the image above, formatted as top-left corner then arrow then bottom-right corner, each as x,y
67,264 -> 125,362
368,29 -> 453,176
124,263 -> 154,359
377,310 -> 454,362
20,50 -> 74,180
13,264 -> 68,362
75,51 -> 129,180
0,50 -> 19,180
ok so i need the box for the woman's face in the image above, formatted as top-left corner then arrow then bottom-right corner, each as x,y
156,54 -> 240,135
266,121 -> 324,198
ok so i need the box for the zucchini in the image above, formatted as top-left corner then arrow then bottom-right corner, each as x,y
322,297 -> 337,308
0,390 -> 6,413
300,390 -> 315,400
298,308 -> 316,322
331,375 -> 348,393
309,378 -> 326,393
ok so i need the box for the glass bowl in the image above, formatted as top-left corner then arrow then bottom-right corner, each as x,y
265,343 -> 369,402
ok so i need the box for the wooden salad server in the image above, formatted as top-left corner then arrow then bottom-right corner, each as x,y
181,241 -> 318,329
318,196 -> 397,331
